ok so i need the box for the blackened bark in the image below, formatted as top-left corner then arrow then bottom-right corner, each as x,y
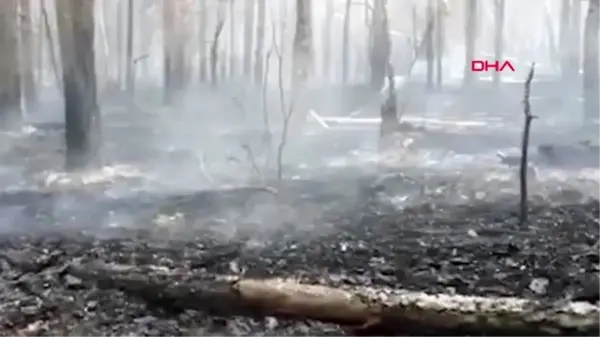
0,0 -> 22,128
20,0 -> 37,112
56,0 -> 101,170
368,0 -> 390,91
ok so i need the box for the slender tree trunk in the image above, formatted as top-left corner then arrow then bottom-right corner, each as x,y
292,0 -> 313,85
492,0 -> 505,88
36,0 -> 44,85
425,0 -> 434,89
125,0 -> 134,94
463,0 -> 477,88
253,0 -> 265,85
560,0 -> 572,80
341,0 -> 351,84
163,0 -> 185,103
41,0 -> 60,87
434,0 -> 445,89
0,0 -> 22,128
117,0 -> 124,87
55,0 -> 101,170
243,0 -> 255,79
198,0 -> 207,82
569,0 -> 582,80
368,0 -> 390,91
228,0 -> 235,77
20,0 -> 37,112
583,0 -> 599,122
322,0 -> 333,83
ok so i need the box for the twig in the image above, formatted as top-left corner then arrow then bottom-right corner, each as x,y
519,63 -> 537,225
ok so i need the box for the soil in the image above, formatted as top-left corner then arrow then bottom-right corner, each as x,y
0,177 -> 597,336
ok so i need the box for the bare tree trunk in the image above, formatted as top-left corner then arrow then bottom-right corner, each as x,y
569,0 -> 582,80
117,0 -> 124,87
41,0 -> 60,87
124,0 -> 134,94
20,0 -> 37,112
0,0 -> 22,128
292,0 -> 313,85
36,0 -> 44,85
425,0 -> 434,89
322,0 -> 333,83
463,0 -> 477,88
162,0 -> 185,103
243,0 -> 255,79
198,0 -> 207,82
253,0 -> 265,84
434,0 -> 445,89
368,0 -> 390,91
341,0 -> 351,84
228,0 -> 235,77
492,0 -> 505,88
560,0 -> 572,80
55,0 -> 101,170
583,0 -> 599,122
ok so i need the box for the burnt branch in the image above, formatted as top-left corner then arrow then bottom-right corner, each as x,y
519,63 -> 537,225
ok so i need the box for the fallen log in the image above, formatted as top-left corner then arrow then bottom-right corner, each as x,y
66,261 -> 599,336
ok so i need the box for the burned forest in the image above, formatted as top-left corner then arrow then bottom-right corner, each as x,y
0,0 -> 599,335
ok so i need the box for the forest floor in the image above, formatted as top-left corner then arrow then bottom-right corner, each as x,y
0,96 -> 597,335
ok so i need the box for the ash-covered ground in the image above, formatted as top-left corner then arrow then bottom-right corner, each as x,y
0,94 -> 598,336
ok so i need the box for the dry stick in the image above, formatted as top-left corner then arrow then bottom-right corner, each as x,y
519,63 -> 537,225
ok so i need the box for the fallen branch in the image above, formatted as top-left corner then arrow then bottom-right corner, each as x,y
66,261 -> 599,336
520,63 -> 537,225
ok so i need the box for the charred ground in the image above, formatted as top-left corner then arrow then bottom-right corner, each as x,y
0,174 -> 597,336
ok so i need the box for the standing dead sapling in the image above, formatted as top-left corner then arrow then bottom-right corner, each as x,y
519,63 -> 536,225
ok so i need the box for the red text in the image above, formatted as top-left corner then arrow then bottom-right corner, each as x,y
471,60 -> 516,72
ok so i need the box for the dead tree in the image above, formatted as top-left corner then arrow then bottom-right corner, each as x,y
125,0 -> 134,94
162,0 -> 185,104
493,0 -> 505,88
322,0 -> 334,82
198,0 -> 208,82
559,0 -> 572,80
434,0 -> 446,89
568,0 -> 582,79
368,0 -> 391,91
378,64 -> 399,151
242,0 -> 255,79
40,0 -> 61,87
519,64 -> 536,225
341,0 -> 351,84
292,0 -> 313,85
228,0 -> 236,77
583,0 -> 599,122
0,0 -> 22,128
425,0 -> 434,89
463,0 -> 477,88
55,0 -> 101,170
253,0 -> 266,84
20,0 -> 37,111
210,18 -> 225,88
